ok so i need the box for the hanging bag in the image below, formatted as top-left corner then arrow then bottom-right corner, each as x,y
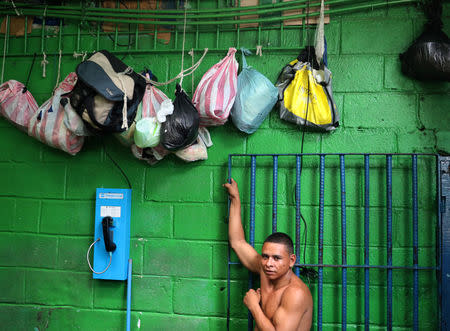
276,48 -> 339,131
28,72 -> 85,155
399,0 -> 450,81
160,84 -> 200,151
0,80 -> 39,132
276,0 -> 339,131
69,50 -> 147,133
192,47 -> 238,126
131,79 -> 172,164
231,48 -> 278,134
175,127 -> 213,162
133,83 -> 172,149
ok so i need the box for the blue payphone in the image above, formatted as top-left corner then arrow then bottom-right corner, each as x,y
87,188 -> 131,280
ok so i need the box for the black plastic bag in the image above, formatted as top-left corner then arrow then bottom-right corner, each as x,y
399,0 -> 450,81
160,84 -> 200,151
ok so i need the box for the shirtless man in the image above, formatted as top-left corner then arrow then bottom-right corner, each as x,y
224,178 -> 313,331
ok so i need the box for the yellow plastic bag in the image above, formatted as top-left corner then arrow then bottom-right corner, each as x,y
277,49 -> 339,132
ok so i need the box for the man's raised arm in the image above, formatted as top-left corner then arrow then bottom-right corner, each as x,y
223,178 -> 261,273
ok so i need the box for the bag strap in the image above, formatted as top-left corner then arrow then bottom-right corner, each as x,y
314,0 -> 326,66
22,53 -> 37,93
240,47 -> 252,69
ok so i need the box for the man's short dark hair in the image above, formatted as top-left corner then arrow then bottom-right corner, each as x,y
263,232 -> 294,255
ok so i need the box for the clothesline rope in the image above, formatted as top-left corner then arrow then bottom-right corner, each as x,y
141,2 -> 207,90
53,49 -> 62,92
0,16 -> 8,84
41,52 -> 48,78
140,47 -> 208,87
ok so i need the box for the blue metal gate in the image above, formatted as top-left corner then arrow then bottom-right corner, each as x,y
226,153 -> 448,330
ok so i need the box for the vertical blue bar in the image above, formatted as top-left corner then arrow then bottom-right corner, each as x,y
318,155 -> 325,331
249,156 -> 256,252
437,156 -> 442,331
248,155 -> 256,331
364,155 -> 370,331
340,155 -> 347,331
227,155 -> 232,331
438,156 -> 450,331
386,155 -> 393,331
412,155 -> 419,331
126,259 -> 132,331
272,156 -> 278,233
295,155 -> 301,277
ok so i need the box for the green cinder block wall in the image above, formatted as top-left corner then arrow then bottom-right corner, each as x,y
0,2 -> 449,330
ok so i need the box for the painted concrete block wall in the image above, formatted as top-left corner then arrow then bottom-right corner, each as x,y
0,2 -> 449,330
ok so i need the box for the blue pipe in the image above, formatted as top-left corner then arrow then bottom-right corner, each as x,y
364,154 -> 370,331
291,263 -> 435,270
126,259 -> 132,331
412,155 -> 419,331
272,156 -> 278,233
227,155 -> 232,331
386,155 -> 393,331
340,155 -> 347,331
248,156 -> 256,331
250,156 -> 256,249
295,155 -> 302,277
436,155 -> 443,331
318,155 -> 325,331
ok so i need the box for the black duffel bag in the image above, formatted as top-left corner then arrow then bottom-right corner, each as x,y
70,50 -> 147,133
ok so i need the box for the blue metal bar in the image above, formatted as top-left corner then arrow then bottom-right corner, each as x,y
272,156 -> 278,233
126,259 -> 132,331
292,263 -> 436,270
439,156 -> 450,331
364,154 -> 370,331
229,153 -> 437,157
318,155 -> 325,331
229,260 -> 437,269
386,155 -> 393,331
248,155 -> 256,331
412,155 -> 419,331
340,155 -> 347,331
437,155 -> 443,331
295,155 -> 301,277
227,155 -> 232,331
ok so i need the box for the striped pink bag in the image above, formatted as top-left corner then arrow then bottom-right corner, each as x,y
28,72 -> 84,155
142,84 -> 169,119
0,80 -> 39,132
193,47 -> 238,126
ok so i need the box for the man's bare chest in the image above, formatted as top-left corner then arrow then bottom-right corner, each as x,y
260,288 -> 285,320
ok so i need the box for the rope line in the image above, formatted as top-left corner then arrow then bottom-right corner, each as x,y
10,0 -> 20,16
41,52 -> 48,78
73,50 -> 88,61
53,49 -> 62,92
0,16 -> 8,84
189,48 -> 195,93
179,6 -> 188,88
256,45 -> 263,56
141,47 -> 208,87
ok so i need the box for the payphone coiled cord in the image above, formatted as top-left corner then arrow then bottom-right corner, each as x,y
86,238 -> 113,274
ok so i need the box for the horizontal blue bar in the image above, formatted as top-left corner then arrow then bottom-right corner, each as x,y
293,264 -> 437,270
230,261 -> 438,270
229,153 -> 437,157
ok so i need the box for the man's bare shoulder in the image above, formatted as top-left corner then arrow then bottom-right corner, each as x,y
282,275 -> 313,309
